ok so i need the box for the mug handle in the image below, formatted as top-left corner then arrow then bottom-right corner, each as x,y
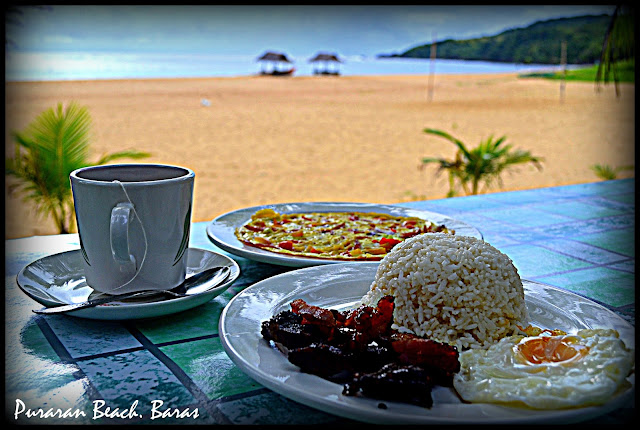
110,202 -> 137,274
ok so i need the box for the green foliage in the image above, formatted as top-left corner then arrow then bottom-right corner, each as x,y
399,15 -> 613,65
590,164 -> 634,180
596,5 -> 635,95
421,128 -> 543,197
6,102 -> 151,234
519,59 -> 635,83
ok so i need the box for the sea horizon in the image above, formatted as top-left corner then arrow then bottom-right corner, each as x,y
5,50 -> 575,83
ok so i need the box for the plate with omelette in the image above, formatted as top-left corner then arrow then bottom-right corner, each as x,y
206,202 -> 483,267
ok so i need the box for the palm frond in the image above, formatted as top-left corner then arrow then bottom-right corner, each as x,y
424,128 -> 473,159
6,101 -> 152,233
95,150 -> 151,165
590,164 -> 634,180
421,128 -> 544,196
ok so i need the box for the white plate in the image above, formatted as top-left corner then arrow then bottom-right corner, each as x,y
207,202 -> 483,267
17,248 -> 240,320
219,263 -> 635,424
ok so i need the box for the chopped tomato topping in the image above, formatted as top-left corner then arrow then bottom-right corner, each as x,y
278,240 -> 294,251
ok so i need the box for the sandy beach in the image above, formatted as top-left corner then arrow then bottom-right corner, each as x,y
4,73 -> 635,239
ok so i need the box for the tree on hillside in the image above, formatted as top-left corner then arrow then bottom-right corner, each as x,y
398,15 -> 612,65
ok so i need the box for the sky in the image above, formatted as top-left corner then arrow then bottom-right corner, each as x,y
6,5 -> 616,58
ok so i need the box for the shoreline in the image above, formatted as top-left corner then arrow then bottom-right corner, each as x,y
5,51 -> 569,83
5,73 -> 635,239
5,71 -> 536,84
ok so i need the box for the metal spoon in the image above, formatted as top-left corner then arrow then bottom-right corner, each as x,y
33,265 -> 231,315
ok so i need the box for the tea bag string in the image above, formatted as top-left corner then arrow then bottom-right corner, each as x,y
111,179 -> 148,292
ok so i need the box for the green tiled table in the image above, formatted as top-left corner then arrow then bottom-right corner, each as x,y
5,179 -> 634,424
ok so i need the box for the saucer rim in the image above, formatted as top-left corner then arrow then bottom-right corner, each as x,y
17,247 -> 240,320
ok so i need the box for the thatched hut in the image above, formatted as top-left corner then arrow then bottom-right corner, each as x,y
309,52 -> 342,75
257,51 -> 295,76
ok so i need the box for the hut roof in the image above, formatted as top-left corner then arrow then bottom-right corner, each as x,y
257,51 -> 292,63
309,53 -> 342,63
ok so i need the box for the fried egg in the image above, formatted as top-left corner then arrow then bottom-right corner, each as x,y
453,329 -> 635,409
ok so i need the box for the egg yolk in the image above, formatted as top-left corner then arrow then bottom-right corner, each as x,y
515,336 -> 590,365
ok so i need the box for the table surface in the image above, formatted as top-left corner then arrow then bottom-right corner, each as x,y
5,179 -> 634,424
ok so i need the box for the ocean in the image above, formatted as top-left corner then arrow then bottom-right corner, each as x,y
5,51 -> 570,82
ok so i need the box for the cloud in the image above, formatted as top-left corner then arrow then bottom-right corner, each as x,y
7,5 -> 615,56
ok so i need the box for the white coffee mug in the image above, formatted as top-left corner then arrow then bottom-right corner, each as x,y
70,164 -> 195,294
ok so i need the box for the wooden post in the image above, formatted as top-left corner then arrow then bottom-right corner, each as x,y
428,32 -> 437,102
560,40 -> 567,102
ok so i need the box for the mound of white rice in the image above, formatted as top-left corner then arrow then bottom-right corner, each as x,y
361,233 -> 528,350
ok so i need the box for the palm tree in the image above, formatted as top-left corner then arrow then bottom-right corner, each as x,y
596,5 -> 635,97
6,102 -> 151,234
590,164 -> 634,180
420,128 -> 544,197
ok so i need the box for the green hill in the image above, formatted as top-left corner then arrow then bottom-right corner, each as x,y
387,15 -> 612,65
